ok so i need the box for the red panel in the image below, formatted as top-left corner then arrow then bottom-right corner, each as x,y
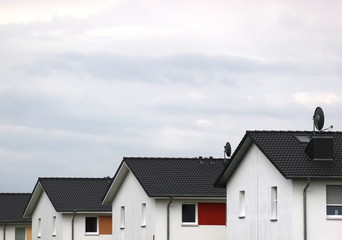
198,203 -> 226,225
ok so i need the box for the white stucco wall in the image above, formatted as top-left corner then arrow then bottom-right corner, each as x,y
112,171 -> 156,240
112,171 -> 226,240
226,144 -> 294,240
0,224 -> 31,240
292,179 -> 342,240
31,191 -> 62,240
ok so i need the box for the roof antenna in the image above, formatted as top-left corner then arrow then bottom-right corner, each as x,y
312,107 -> 333,134
224,142 -> 231,163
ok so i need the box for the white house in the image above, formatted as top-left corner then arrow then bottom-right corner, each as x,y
23,177 -> 112,240
0,193 -> 31,240
102,157 -> 227,240
215,130 -> 342,240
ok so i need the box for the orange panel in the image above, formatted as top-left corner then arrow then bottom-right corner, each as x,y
26,226 -> 32,240
99,216 -> 112,235
198,203 -> 226,225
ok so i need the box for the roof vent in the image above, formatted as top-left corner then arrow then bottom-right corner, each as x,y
305,136 -> 334,160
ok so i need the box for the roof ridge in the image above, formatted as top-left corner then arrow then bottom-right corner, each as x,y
38,177 -> 111,180
123,157 -> 224,160
0,193 -> 31,195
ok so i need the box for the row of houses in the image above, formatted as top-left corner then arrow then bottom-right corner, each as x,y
1,130 -> 342,240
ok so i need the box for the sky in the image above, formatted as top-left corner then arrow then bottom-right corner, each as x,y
1,0 -> 342,192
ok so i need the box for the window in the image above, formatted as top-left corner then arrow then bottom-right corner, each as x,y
141,203 -> 146,227
270,187 -> 278,221
37,218 -> 41,238
52,216 -> 56,236
182,204 -> 197,225
120,206 -> 125,229
239,191 -> 245,218
15,228 -> 25,240
85,217 -> 98,234
327,185 -> 342,217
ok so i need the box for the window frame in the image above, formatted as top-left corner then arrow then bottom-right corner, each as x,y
238,190 -> 246,219
141,203 -> 147,227
181,203 -> 198,226
37,218 -> 42,238
270,186 -> 278,221
120,206 -> 125,229
52,216 -> 57,236
326,185 -> 342,220
85,217 -> 99,235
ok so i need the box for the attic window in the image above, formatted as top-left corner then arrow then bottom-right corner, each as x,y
294,135 -> 311,143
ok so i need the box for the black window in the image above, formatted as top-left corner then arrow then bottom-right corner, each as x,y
182,204 -> 196,223
85,217 -> 97,233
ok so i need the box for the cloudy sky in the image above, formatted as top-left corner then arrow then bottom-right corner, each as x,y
1,0 -> 342,192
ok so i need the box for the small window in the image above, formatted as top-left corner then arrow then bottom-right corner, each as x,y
182,204 -> 197,224
85,217 -> 98,233
239,191 -> 245,218
120,206 -> 125,229
15,228 -> 25,240
141,203 -> 146,227
37,218 -> 42,238
327,185 -> 342,217
52,216 -> 56,236
270,187 -> 278,221
294,135 -> 311,143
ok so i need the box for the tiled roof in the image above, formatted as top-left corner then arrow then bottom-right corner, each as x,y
0,193 -> 31,223
216,131 -> 342,186
247,131 -> 342,177
39,178 -> 112,212
123,157 -> 227,197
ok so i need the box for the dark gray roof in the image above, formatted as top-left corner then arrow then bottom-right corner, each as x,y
0,193 -> 31,223
123,157 -> 226,197
38,178 -> 112,212
216,131 -> 342,186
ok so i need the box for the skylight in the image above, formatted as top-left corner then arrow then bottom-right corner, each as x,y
294,135 -> 311,143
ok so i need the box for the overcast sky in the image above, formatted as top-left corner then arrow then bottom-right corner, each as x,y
1,0 -> 342,192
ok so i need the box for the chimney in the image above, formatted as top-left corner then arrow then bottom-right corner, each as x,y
305,136 -> 334,160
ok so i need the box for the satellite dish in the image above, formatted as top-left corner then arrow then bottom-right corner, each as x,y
313,107 -> 325,131
224,142 -> 231,157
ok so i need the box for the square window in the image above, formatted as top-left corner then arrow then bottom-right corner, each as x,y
182,204 -> 197,224
85,217 -> 98,233
327,185 -> 342,216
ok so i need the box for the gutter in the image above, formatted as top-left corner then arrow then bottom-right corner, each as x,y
303,178 -> 310,240
72,211 -> 76,240
167,197 -> 173,240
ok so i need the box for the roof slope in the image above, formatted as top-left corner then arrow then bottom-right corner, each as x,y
123,157 -> 227,197
0,193 -> 31,223
216,131 -> 342,186
38,178 -> 112,212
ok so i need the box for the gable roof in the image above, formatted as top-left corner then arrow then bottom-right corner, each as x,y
216,131 -> 342,187
0,193 -> 31,224
103,157 -> 226,204
24,177 -> 112,217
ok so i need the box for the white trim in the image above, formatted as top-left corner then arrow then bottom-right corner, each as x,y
181,203 -> 198,225
85,216 -> 99,235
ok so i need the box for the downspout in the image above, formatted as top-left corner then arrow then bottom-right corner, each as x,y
72,211 -> 76,240
303,178 -> 311,240
3,222 -> 7,240
167,197 -> 173,240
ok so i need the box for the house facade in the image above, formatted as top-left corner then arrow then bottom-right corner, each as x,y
0,193 -> 31,240
216,131 -> 342,240
23,178 -> 112,240
103,157 -> 227,240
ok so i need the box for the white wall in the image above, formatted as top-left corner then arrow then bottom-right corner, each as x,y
112,171 -> 156,240
292,179 -> 342,240
0,224 -> 31,240
31,191 -> 62,240
226,144 -> 293,240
